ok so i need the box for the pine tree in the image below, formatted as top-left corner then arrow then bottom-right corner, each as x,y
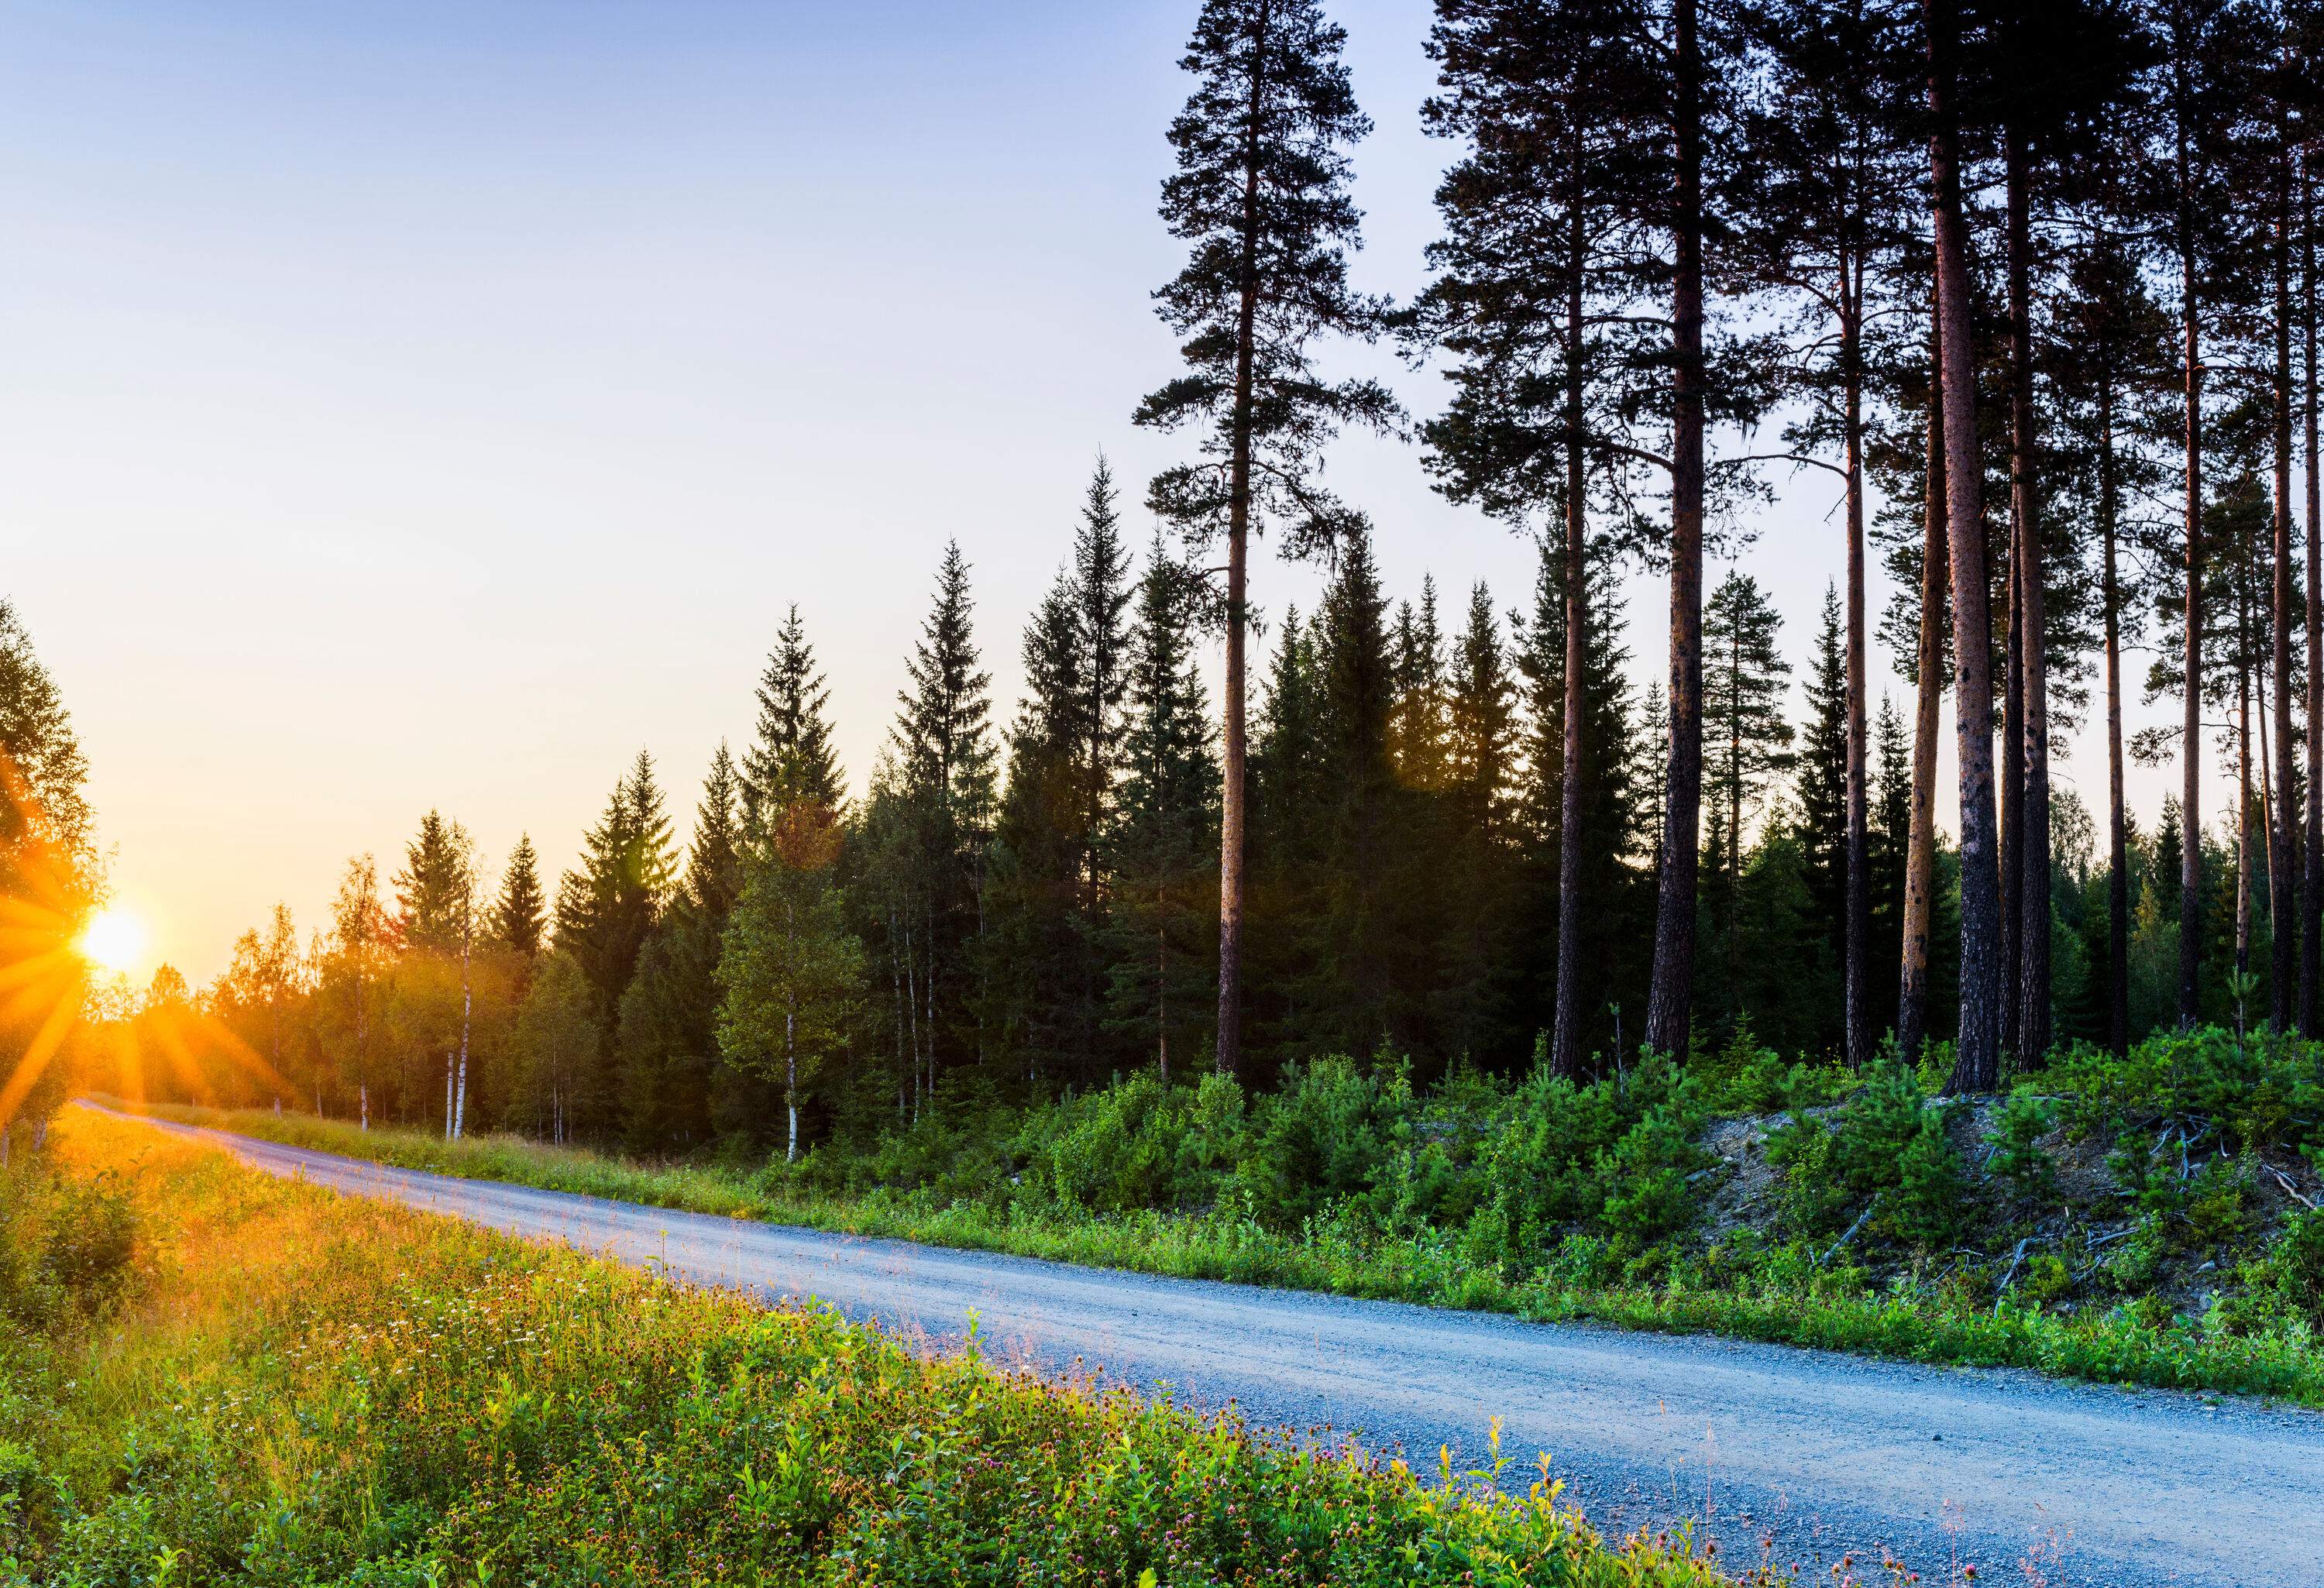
1417,0 -> 1666,1074
494,835 -> 546,957
1515,544 -> 1648,1070
1703,571 -> 1794,889
1734,0 -> 1920,1071
1136,0 -> 1399,1078
746,606 -> 844,827
1104,540 -> 1220,1080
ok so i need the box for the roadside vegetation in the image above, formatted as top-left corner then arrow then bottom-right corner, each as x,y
0,1108 -> 1799,1587
122,1016 -> 2324,1408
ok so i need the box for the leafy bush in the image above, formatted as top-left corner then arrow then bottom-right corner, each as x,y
0,1161 -> 141,1327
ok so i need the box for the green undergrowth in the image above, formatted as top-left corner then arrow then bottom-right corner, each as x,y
101,1022 -> 2324,1409
2,1109 -> 1783,1586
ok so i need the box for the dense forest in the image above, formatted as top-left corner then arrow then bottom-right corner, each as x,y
10,0 -> 2324,1168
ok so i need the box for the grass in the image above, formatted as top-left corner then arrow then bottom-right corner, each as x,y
0,1107 -> 1787,1586
104,1094 -> 2324,1409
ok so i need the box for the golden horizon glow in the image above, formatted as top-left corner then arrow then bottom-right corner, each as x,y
78,908 -> 150,976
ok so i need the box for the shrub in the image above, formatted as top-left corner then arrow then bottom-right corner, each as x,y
1985,1091 -> 2059,1207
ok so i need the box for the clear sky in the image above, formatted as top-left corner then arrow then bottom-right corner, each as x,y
4,0 -> 2190,985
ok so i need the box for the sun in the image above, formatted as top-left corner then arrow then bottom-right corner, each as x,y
79,907 -> 150,974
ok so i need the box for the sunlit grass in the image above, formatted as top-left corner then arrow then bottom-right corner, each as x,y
0,1107 -> 1785,1586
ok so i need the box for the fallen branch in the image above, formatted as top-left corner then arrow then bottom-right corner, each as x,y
1995,1236 -> 2035,1298
2270,1167 -> 2319,1212
1818,1199 -> 1879,1269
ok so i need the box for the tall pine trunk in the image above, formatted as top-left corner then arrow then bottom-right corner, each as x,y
1931,0 -> 2003,1093
1645,0 -> 1707,1062
1552,156 -> 1590,1081
1899,310 -> 1949,1068
1212,4 -> 1272,1082
1842,260 -> 1872,1071
2102,360 -> 2130,1055
2175,43 -> 2205,1028
2271,138 -> 2297,1029
2008,131 -> 2052,1067
2304,151 -> 2322,1033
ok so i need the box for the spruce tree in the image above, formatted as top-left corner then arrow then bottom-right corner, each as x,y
1136,0 -> 1399,1078
1310,531 -> 1406,1054
494,835 -> 546,957
1438,582 -> 1519,1060
1796,587 -> 1850,944
394,810 -> 474,954
986,579 -> 1096,1084
1104,540 -> 1221,1079
888,541 -> 998,1091
746,606 -> 844,830
1703,571 -> 1794,889
1071,459 -> 1136,908
555,752 -> 677,1136
1246,608 -> 1327,1060
619,744 -> 744,1152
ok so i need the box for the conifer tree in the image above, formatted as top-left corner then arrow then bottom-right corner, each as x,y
1929,0 -> 2004,1089
1136,0 -> 1398,1078
1439,582 -> 1519,1059
987,579 -> 1096,1083
394,810 -> 473,954
1071,459 -> 1136,906
494,835 -> 546,958
746,606 -> 844,829
1515,545 -> 1648,1067
619,744 -> 744,1151
1310,531 -> 1406,1053
555,752 -> 677,1134
1105,541 -> 1221,1078
887,541 -> 998,1094
1703,571 -> 1794,888
1246,608 -> 1327,1058
1734,0 -> 1920,1069
1797,587 -> 1849,944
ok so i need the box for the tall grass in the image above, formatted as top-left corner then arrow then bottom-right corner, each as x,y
0,1109 -> 1782,1586
106,1095 -> 2324,1408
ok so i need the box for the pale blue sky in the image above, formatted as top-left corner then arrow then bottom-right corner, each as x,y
3,1 -> 2168,981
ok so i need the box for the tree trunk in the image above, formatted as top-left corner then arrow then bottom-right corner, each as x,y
2176,45 -> 2205,1028
786,1003 -> 799,1164
2101,361 -> 2130,1056
1899,308 -> 1949,1069
1645,0 -> 1707,1063
2271,139 -> 2297,1029
1551,159 -> 1590,1081
1930,0 -> 2002,1093
1214,2 -> 1273,1082
2237,643 -> 2252,987
455,927 -> 472,1141
2304,150 -> 2322,1033
1842,269 -> 1872,1071
2007,131 -> 2051,1067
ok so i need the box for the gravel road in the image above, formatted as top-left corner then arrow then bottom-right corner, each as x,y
107,1106 -> 2323,1587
